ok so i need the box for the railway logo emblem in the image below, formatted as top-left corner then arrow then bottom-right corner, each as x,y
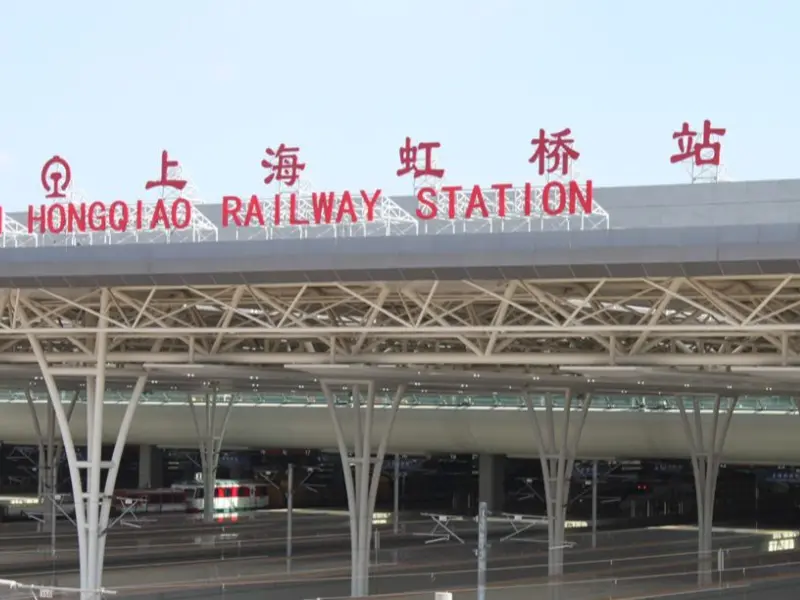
40,155 -> 72,199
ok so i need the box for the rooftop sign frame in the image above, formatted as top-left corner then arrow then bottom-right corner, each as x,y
0,120 -> 728,248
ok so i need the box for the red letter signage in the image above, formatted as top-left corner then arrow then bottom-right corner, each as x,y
144,151 -> 192,230
19,135 -> 601,240
41,155 -> 71,199
145,150 -> 188,191
262,144 -> 306,187
670,119 -> 726,167
529,128 -> 580,176
396,137 -> 445,179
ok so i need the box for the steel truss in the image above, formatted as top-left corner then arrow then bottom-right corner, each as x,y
676,395 -> 736,587
320,380 -> 406,598
18,290 -> 150,600
7,276 -> 800,374
525,391 -> 591,581
1,213 -> 38,248
188,389 -> 234,522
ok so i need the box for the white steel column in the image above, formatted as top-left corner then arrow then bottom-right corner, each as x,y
188,388 -> 234,523
393,453 -> 400,534
95,375 -> 148,585
321,380 -> 406,598
676,395 -> 736,587
21,290 -> 149,600
524,390 -> 591,580
591,460 -> 598,549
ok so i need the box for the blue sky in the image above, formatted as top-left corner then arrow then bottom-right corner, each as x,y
0,0 -> 797,210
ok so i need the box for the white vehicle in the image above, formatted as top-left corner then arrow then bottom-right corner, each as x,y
172,480 -> 270,513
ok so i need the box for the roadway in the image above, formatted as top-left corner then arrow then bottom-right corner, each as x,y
0,511 -> 367,576
5,513 -> 800,599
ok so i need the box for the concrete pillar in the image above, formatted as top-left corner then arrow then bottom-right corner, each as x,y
478,454 -> 505,512
138,445 -> 164,489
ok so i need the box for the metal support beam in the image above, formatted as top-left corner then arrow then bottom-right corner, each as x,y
287,463 -> 294,563
476,501 -> 488,600
591,460 -> 598,549
188,389 -> 234,523
321,380 -> 407,598
524,390 -> 591,586
393,454 -> 400,534
25,390 -> 78,554
677,395 -> 736,587
21,290 -> 148,600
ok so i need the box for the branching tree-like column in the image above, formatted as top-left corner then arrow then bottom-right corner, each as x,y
676,395 -> 736,587
20,289 -> 150,599
320,380 -> 406,598
188,388 -> 234,523
524,390 -> 592,584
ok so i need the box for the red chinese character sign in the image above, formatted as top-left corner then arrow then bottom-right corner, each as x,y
388,133 -> 594,225
396,137 -> 446,204
145,151 -> 187,192
396,137 -> 445,180
670,119 -> 726,183
5,138 -> 603,240
527,128 -> 593,219
529,128 -> 580,178
142,150 -> 193,230
262,144 -> 306,188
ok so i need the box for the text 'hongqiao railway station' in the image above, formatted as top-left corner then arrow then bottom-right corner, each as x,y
3,121 -> 800,598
